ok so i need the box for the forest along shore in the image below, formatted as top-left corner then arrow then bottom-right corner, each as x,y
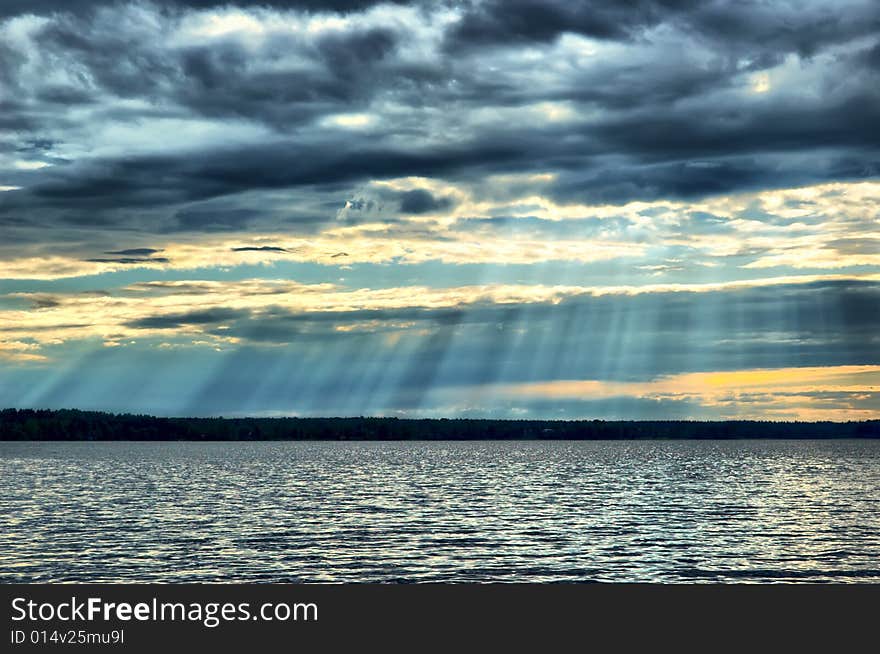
1,409 -> 879,440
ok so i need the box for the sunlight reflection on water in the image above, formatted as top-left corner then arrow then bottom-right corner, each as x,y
1,440 -> 878,582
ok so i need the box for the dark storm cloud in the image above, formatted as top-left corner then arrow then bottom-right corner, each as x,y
592,93 -> 880,161
126,307 -> 248,329
448,0 -> 701,47
4,137 -> 529,218
9,6 -> 412,133
681,1 -> 880,59
4,93 -> 877,229
9,84 -> 876,224
545,84 -> 880,202
0,0 -> 879,244
173,207 -> 260,231
397,189 -> 455,214
448,0 -> 880,58
547,159 -> 814,205
861,40 -> 880,69
171,26 -> 398,126
0,1 -> 414,18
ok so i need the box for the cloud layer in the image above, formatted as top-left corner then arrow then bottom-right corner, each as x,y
1,1 -> 878,418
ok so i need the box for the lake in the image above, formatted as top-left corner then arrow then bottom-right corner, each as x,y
1,440 -> 878,583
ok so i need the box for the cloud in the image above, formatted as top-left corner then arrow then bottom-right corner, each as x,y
446,0 -> 697,48
24,294 -> 60,309
4,276 -> 880,374
0,0 -> 415,19
105,248 -> 162,256
3,179 -> 878,279
2,0 -> 877,235
125,307 -> 249,329
398,188 -> 455,214
1,1 -> 878,418
230,245 -> 289,253
0,340 -> 47,363
84,247 -> 169,265
447,0 -> 880,60
84,257 -> 171,264
483,365 -> 880,421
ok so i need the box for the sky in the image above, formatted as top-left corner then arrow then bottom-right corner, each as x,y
1,0 -> 879,420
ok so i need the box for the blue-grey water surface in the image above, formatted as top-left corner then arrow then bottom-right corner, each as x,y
1,440 -> 878,583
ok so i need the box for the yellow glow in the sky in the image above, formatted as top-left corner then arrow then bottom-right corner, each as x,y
320,113 -> 375,129
472,366 -> 880,420
751,72 -> 771,93
499,365 -> 880,398
189,12 -> 265,38
13,161 -> 51,170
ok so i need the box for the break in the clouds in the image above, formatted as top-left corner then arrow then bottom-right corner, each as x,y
1,1 -> 878,419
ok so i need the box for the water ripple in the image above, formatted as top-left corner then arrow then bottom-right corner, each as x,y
1,440 -> 878,583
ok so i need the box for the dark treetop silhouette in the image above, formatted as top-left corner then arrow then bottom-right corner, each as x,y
1,409 -> 878,441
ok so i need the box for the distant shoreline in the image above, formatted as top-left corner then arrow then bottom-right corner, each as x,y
1,409 -> 878,441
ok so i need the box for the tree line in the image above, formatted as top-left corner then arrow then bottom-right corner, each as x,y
0,408 -> 878,440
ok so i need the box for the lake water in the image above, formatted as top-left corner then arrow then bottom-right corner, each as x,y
1,440 -> 878,583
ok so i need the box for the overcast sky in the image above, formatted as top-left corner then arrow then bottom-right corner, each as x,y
1,0 -> 879,419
